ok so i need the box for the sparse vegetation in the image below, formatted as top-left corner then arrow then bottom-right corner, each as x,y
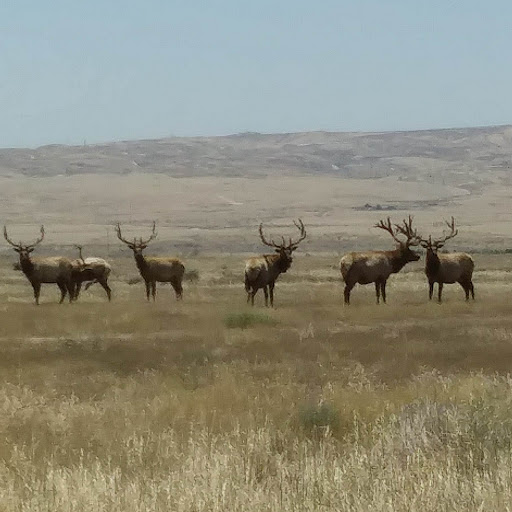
299,401 -> 340,435
1,254 -> 512,510
224,311 -> 277,329
184,269 -> 199,282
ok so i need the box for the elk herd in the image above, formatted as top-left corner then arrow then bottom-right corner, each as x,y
2,216 -> 475,306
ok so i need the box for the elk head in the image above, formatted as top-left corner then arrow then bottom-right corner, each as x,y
375,216 -> 420,262
258,219 -> 307,272
419,217 -> 458,255
4,225 -> 45,262
115,222 -> 157,257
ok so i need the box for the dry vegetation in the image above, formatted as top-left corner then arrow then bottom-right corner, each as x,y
3,127 -> 512,509
1,253 -> 512,510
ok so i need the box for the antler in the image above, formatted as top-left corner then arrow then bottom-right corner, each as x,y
259,223 -> 281,249
259,220 -> 307,250
394,215 -> 420,246
116,222 -> 157,249
74,244 -> 85,264
139,221 -> 157,246
374,217 -> 402,245
289,219 -> 307,249
115,223 -> 136,248
418,216 -> 459,248
3,226 -> 22,249
436,216 -> 458,246
28,226 -> 45,249
3,225 -> 44,249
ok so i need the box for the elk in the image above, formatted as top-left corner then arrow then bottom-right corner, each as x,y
71,245 -> 112,301
340,216 -> 420,305
418,217 -> 474,303
115,222 -> 185,301
245,219 -> 307,307
3,225 -> 74,305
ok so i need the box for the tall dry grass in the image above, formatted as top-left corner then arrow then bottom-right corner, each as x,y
0,253 -> 512,510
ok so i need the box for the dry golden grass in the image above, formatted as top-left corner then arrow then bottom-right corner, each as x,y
1,253 -> 512,510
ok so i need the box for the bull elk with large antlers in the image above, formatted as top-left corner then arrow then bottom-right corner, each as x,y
419,217 -> 474,303
115,222 -> 185,301
71,245 -> 112,301
340,216 -> 420,305
245,219 -> 307,307
4,225 -> 74,305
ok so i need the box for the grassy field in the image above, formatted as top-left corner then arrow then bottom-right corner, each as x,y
0,253 -> 512,510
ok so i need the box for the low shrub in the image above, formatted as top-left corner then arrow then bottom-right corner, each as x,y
224,312 -> 277,329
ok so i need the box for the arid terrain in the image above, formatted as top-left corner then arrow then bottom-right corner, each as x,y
2,125 -> 512,254
2,127 -> 512,510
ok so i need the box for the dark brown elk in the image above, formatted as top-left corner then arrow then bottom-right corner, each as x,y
115,222 -> 185,301
418,217 -> 474,303
245,219 -> 306,307
71,245 -> 112,301
340,216 -> 420,305
3,225 -> 74,305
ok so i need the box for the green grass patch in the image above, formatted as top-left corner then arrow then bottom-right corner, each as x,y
224,311 -> 278,329
299,402 -> 340,435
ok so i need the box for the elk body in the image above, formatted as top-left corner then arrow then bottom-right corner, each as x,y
419,217 -> 474,303
245,219 -> 306,307
4,225 -> 74,305
116,222 -> 185,301
340,217 -> 420,305
71,245 -> 112,301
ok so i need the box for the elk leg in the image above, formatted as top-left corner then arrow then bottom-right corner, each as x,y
66,280 -> 74,303
374,281 -> 381,304
32,282 -> 41,306
263,286 -> 269,307
269,283 -> 275,308
145,281 -> 151,301
57,281 -> 67,304
171,278 -> 183,300
429,282 -> 434,300
151,282 -> 156,301
437,282 -> 443,303
74,281 -> 82,301
98,279 -> 112,302
84,281 -> 96,291
459,280 -> 470,301
381,280 -> 387,304
344,283 -> 354,305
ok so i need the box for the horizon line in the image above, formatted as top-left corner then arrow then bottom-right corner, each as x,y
2,122 -> 511,151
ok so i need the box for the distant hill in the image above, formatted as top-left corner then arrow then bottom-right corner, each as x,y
1,126 -> 512,190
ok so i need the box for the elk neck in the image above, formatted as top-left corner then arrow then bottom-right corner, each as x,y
262,253 -> 289,275
134,252 -> 150,276
389,247 -> 414,273
19,254 -> 35,277
425,249 -> 441,276
273,252 -> 293,273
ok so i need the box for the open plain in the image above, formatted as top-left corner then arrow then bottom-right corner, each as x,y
2,127 -> 512,510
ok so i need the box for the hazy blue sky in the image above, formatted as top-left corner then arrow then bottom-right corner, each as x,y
2,0 -> 511,147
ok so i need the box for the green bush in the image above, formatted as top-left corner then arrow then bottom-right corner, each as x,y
299,402 -> 340,434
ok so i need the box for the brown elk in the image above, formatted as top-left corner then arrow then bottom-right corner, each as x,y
3,225 -> 74,305
245,219 -> 307,307
340,216 -> 420,305
418,217 -> 474,303
71,245 -> 112,301
115,222 -> 185,301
